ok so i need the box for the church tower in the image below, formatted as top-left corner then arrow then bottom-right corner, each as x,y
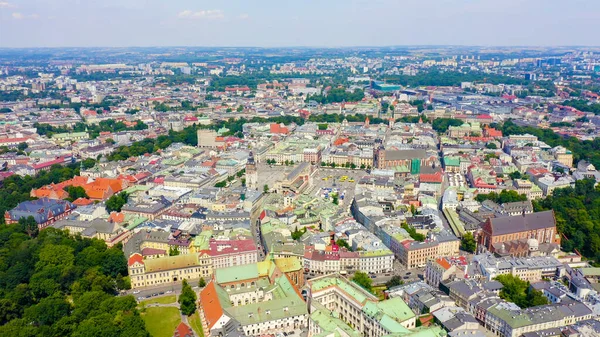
246,151 -> 258,190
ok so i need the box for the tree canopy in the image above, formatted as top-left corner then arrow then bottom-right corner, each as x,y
432,118 -> 464,133
106,192 -> 129,213
475,190 -> 528,204
0,225 -> 146,336
460,232 -> 477,253
178,280 -> 197,316
307,87 -> 364,104
352,271 -> 373,293
535,179 -> 600,264
495,274 -> 548,308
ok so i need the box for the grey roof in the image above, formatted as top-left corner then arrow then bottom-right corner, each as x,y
53,218 -> 119,234
487,210 -> 555,235
383,149 -> 427,161
9,198 -> 74,224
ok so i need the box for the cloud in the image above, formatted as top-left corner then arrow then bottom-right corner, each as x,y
12,12 -> 39,20
178,9 -> 224,20
238,13 -> 249,20
0,1 -> 16,8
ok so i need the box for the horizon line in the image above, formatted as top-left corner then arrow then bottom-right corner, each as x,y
1,44 -> 600,50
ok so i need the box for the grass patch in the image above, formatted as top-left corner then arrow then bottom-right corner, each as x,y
142,306 -> 181,337
140,295 -> 177,306
188,311 -> 205,337
372,285 -> 387,301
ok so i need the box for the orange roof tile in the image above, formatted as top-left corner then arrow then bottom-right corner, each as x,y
436,258 -> 452,270
128,253 -> 144,266
199,281 -> 224,330
109,212 -> 125,223
72,198 -> 93,206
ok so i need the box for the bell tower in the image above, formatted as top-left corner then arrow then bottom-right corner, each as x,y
246,151 -> 258,190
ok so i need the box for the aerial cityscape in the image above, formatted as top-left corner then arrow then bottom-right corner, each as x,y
2,2 -> 600,337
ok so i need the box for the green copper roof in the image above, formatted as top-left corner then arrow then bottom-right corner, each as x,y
215,263 -> 259,284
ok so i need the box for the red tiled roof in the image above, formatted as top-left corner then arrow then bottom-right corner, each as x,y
199,281 -> 224,330
174,322 -> 193,337
127,253 -> 144,266
420,172 -> 443,183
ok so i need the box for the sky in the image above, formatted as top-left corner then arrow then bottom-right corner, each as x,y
0,0 -> 599,48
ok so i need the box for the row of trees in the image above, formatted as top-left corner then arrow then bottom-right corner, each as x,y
383,69 -> 529,87
562,99 -> 600,115
34,120 -> 148,139
320,162 -> 364,169
0,225 -> 146,336
431,118 -> 464,133
475,190 -> 528,204
306,88 -> 365,104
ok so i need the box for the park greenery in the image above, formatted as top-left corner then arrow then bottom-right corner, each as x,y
306,87 -> 365,104
431,118 -> 464,133
534,179 -> 600,263
495,274 -> 548,308
383,70 -> 529,87
34,119 -> 148,139
0,225 -> 146,336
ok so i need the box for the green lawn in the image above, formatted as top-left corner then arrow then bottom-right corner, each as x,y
372,285 -> 387,301
188,311 -> 205,337
140,295 -> 177,306
142,307 -> 181,337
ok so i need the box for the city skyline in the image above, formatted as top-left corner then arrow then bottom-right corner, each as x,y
1,0 -> 600,48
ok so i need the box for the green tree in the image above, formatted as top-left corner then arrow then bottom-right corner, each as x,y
291,226 -> 307,241
178,280 -> 197,316
386,276 -> 404,288
432,118 -> 464,133
336,239 -> 352,251
81,158 -> 96,169
401,223 -> 425,241
237,105 -> 244,112
509,171 -> 522,180
105,192 -> 128,212
486,143 -> 498,149
495,274 -> 548,308
460,232 -> 477,253
19,216 -> 39,238
17,142 -> 28,152
352,271 -> 373,293
169,246 -> 180,256
198,277 -> 206,288
65,186 -> 88,202
263,184 -> 269,193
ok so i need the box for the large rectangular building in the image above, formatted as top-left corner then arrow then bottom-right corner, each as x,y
477,211 -> 560,257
